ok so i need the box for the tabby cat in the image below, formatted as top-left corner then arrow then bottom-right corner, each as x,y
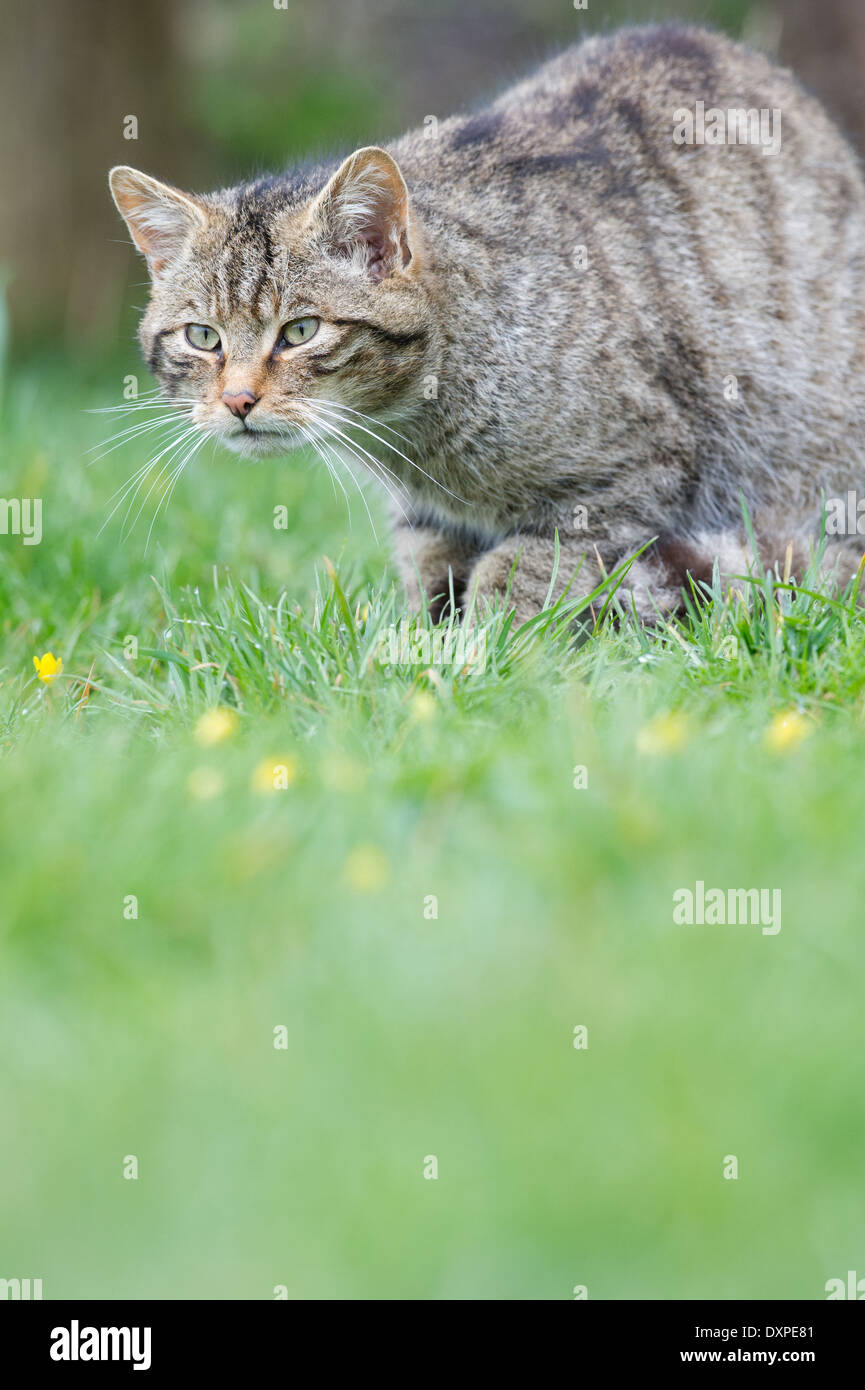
110,24 -> 865,622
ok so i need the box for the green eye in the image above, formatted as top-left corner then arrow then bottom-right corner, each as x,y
280,316 -> 319,348
185,323 -> 221,351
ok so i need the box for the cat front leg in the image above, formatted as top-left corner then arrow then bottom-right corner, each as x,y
464,533 -> 683,625
393,518 -> 481,623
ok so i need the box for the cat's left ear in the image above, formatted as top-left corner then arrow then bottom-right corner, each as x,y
308,147 -> 414,281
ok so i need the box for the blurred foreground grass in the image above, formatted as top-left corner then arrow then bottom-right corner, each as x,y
1,354 -> 864,1298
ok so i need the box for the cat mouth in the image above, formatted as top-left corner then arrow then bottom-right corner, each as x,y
219,423 -> 306,455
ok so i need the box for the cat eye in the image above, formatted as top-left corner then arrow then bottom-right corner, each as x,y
185,323 -> 221,351
279,316 -> 319,349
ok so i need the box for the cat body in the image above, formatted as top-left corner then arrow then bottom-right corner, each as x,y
110,25 -> 865,621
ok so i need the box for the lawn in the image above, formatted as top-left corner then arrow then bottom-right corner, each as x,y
1,351 -> 864,1299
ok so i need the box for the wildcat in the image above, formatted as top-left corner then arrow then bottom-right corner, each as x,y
110,23 -> 865,623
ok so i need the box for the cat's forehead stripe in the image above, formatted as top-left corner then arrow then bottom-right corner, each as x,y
212,225 -> 275,322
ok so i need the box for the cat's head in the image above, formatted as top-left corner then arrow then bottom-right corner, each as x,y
109,148 -> 431,458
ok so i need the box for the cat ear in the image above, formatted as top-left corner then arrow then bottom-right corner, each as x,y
309,146 -> 413,281
109,166 -> 207,276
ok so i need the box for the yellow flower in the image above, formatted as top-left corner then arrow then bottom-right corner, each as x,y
252,755 -> 299,793
410,691 -> 437,724
344,844 -> 389,893
764,710 -> 810,753
194,706 -> 239,747
33,651 -> 63,683
636,711 -> 689,755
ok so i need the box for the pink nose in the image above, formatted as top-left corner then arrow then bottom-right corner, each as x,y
222,389 -> 258,419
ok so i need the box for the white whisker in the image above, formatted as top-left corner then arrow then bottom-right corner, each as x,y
313,398 -> 416,447
306,421 -> 383,537
95,415 -> 199,535
306,411 -> 411,503
294,421 -> 350,519
86,413 -> 190,467
144,432 -> 209,552
118,425 -> 202,541
309,415 -> 409,526
307,399 -> 467,505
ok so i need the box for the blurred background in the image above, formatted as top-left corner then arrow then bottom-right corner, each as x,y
1,0 -> 863,351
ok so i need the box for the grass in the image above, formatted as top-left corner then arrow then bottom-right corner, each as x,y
2,351 -> 865,1299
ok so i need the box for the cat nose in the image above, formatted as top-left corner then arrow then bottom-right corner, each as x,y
222,389 -> 259,419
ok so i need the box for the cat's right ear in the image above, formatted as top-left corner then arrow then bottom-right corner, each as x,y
109,167 -> 207,277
